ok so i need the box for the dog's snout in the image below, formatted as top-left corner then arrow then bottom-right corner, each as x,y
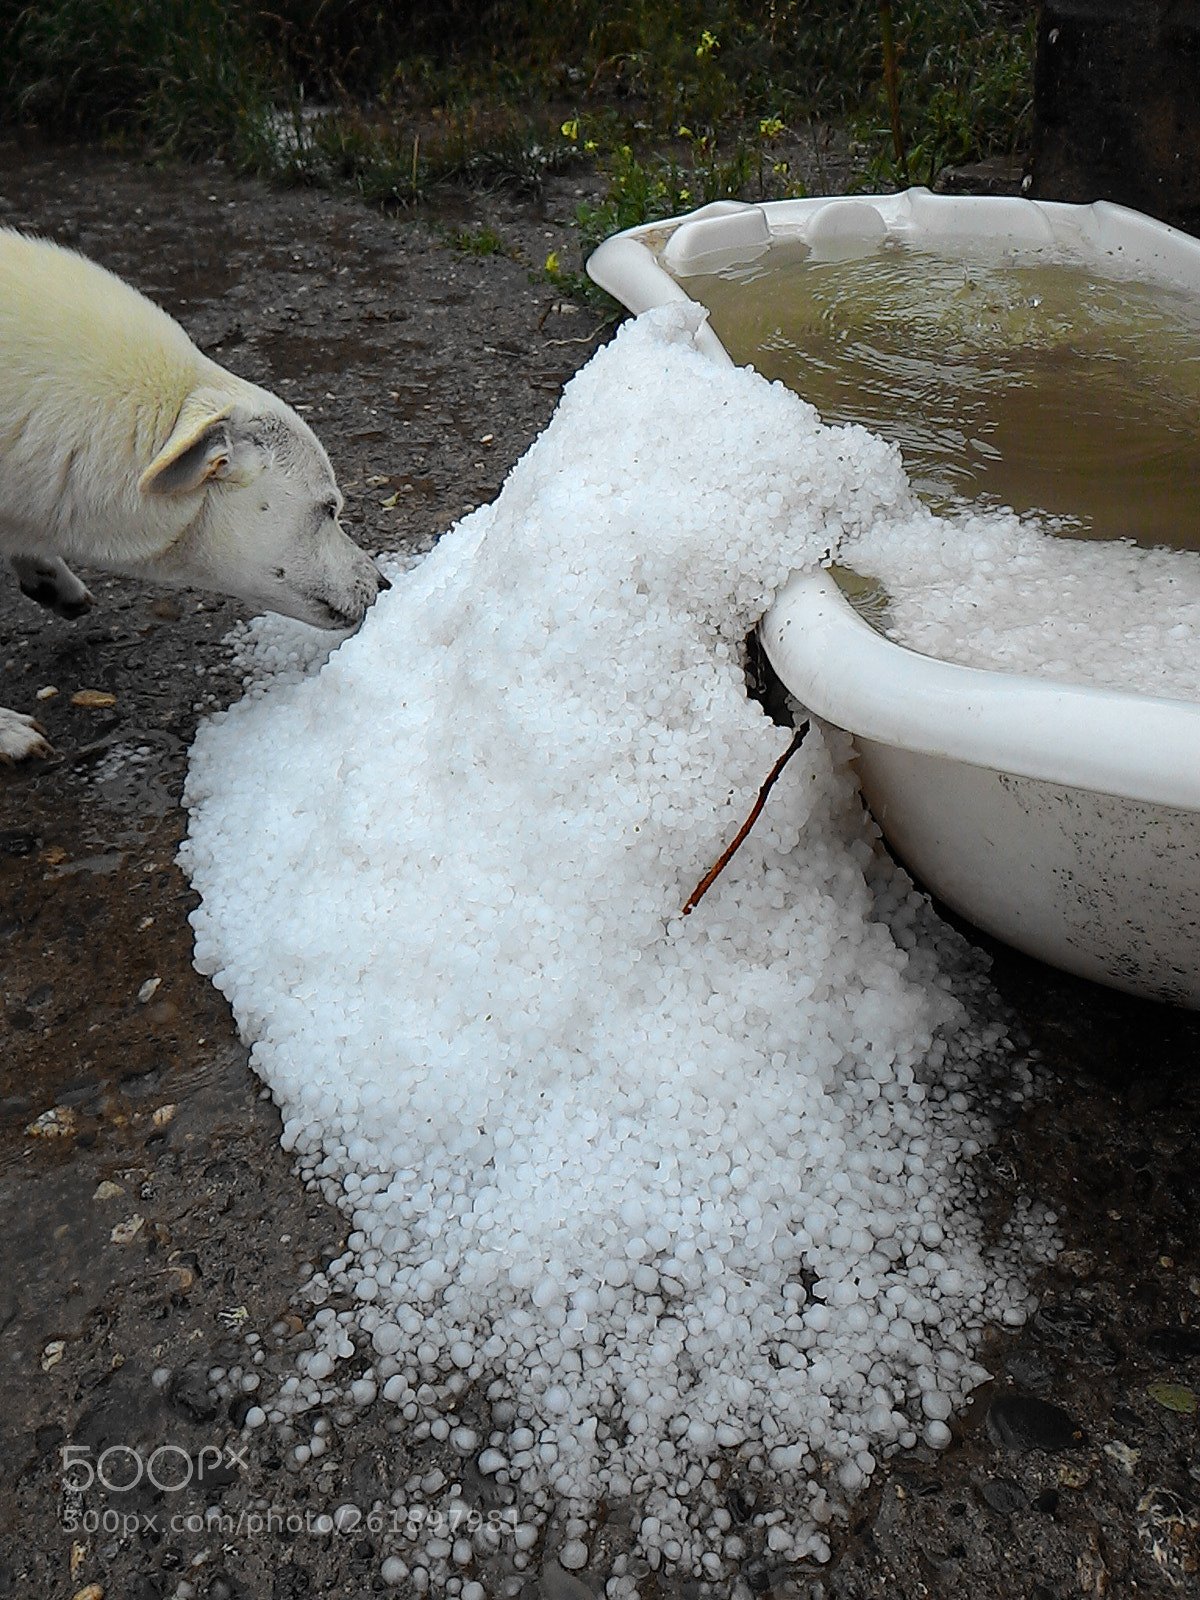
376,570 -> 392,593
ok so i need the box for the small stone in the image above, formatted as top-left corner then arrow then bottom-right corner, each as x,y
72,1586 -> 104,1600
986,1394 -> 1083,1453
92,1181 -> 125,1201
36,685 -> 58,700
977,1477 -> 1026,1514
41,1340 -> 66,1372
26,1105 -> 78,1138
152,1103 -> 177,1127
137,977 -> 162,1003
1055,1250 -> 1096,1278
71,689 -> 117,708
110,1215 -> 145,1245
1104,1441 -> 1140,1475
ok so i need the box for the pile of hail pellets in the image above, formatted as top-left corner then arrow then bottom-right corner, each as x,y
849,501 -> 1200,702
183,304 -> 1063,1591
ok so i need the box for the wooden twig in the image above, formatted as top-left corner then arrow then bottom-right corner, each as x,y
544,321 -> 616,346
681,721 -> 811,916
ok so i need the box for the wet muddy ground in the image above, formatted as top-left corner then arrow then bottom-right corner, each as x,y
0,140 -> 1198,1600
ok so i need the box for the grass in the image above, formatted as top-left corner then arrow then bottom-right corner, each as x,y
239,104 -> 578,207
854,0 -> 1035,188
1,0 -> 270,156
443,222 -> 514,258
0,3 -> 1036,249
563,132 -> 759,290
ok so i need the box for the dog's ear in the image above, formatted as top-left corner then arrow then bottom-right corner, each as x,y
139,389 -> 238,496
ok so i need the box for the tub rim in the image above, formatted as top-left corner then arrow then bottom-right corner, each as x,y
762,570 -> 1200,811
586,188 -> 1200,813
586,187 -> 1200,299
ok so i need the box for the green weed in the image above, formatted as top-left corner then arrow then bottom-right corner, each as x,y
854,2 -> 1037,187
574,137 -> 755,255
0,0 -> 270,156
0,2 -> 1035,208
444,223 -> 512,258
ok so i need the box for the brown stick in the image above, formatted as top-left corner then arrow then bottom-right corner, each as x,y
681,721 -> 811,916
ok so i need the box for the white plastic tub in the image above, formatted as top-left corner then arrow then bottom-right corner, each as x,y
588,190 -> 1200,1006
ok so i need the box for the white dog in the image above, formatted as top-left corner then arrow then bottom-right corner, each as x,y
0,226 -> 388,759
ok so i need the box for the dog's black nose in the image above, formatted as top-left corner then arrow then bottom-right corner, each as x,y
376,570 -> 392,592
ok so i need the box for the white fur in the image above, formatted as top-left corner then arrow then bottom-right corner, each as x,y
0,707 -> 51,761
0,226 -> 387,755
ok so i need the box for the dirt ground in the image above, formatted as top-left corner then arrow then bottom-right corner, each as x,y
1,139 -> 1198,1600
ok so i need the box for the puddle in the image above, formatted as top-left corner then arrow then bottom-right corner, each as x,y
80,731 -> 184,838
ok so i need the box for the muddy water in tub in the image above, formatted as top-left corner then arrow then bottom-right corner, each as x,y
679,241 -> 1200,549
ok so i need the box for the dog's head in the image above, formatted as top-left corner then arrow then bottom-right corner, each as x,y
137,384 -> 388,630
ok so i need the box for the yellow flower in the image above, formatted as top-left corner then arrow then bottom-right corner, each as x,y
545,251 -> 561,276
696,29 -> 718,58
759,116 -> 785,140
560,119 -> 579,142
677,124 -> 693,139
584,140 -> 598,152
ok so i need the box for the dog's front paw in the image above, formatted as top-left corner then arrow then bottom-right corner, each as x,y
11,555 -> 95,619
0,707 -> 53,761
